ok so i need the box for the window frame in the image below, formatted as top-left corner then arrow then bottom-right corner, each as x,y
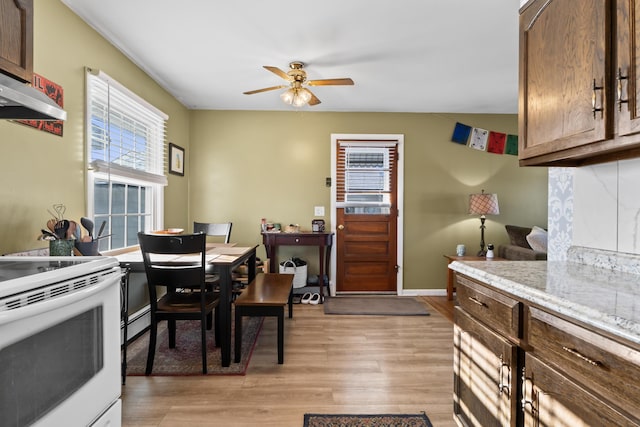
85,68 -> 167,251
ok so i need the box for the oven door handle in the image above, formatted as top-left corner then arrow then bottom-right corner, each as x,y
0,273 -> 119,325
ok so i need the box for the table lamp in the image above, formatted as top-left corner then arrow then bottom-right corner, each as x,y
468,190 -> 500,256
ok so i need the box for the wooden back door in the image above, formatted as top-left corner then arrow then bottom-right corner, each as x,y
334,138 -> 400,293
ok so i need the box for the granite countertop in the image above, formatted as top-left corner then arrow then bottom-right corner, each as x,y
449,259 -> 640,347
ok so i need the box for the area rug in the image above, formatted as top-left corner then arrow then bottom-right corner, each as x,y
303,413 -> 433,427
125,316 -> 263,376
323,296 -> 430,316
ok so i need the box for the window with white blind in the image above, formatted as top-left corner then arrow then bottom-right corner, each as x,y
86,68 -> 168,251
336,142 -> 396,207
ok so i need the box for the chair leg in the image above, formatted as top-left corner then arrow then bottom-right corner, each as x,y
168,319 -> 176,348
145,320 -> 158,375
234,307 -> 243,363
201,317 -> 208,374
214,307 -> 221,348
207,311 -> 213,330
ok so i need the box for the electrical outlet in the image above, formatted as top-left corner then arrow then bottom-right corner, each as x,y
314,206 -> 325,216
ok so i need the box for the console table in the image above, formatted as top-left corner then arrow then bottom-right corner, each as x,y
262,231 -> 334,303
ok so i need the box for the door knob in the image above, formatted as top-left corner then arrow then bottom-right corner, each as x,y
337,224 -> 344,230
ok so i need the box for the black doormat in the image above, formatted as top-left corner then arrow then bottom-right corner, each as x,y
323,296 -> 430,316
303,412 -> 433,427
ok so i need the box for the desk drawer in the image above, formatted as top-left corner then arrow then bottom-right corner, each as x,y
528,307 -> 640,420
455,274 -> 521,340
268,234 -> 324,245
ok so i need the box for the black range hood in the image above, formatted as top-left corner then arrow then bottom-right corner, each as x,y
0,72 -> 66,121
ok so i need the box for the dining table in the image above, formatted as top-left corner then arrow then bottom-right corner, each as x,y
114,242 -> 257,367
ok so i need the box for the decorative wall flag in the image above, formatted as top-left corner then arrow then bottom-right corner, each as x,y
487,131 -> 506,154
469,127 -> 489,151
505,134 -> 518,155
451,122 -> 472,144
449,121 -> 518,156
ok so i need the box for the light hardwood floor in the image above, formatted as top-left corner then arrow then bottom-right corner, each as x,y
121,296 -> 456,427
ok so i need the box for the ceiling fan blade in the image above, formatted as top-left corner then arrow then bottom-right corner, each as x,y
307,90 -> 321,106
263,66 -> 292,81
307,78 -> 354,86
243,85 -> 288,95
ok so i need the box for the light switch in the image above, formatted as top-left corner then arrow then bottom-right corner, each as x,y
314,206 -> 325,216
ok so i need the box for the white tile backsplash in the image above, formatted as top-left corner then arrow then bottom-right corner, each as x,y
552,157 -> 640,259
573,162 -> 618,250
618,158 -> 640,253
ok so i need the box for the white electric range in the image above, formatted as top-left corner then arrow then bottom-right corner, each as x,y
0,256 -> 122,427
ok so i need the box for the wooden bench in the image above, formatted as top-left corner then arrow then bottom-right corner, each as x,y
234,273 -> 294,364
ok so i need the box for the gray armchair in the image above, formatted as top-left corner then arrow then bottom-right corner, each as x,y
497,225 -> 547,261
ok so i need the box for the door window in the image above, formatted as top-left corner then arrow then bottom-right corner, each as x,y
337,143 -> 396,208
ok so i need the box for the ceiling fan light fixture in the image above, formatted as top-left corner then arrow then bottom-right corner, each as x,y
292,88 -> 312,107
280,87 -> 312,107
246,62 -> 351,107
280,88 -> 295,105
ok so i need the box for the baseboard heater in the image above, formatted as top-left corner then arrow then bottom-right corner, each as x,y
121,305 -> 150,345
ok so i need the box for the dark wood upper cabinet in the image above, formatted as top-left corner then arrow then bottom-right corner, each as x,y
519,0 -> 640,166
0,0 -> 33,82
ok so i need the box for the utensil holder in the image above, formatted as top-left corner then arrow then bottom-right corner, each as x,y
75,240 -> 100,256
49,239 -> 74,256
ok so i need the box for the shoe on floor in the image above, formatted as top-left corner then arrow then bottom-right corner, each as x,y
309,293 -> 321,305
301,292 -> 312,304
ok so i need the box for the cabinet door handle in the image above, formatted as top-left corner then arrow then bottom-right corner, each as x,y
562,346 -> 602,367
592,78 -> 604,119
498,354 -> 510,398
617,67 -> 629,112
467,296 -> 487,307
521,367 -> 537,416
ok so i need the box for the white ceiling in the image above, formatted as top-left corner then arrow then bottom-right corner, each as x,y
60,0 -> 520,114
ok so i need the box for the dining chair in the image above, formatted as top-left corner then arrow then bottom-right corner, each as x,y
138,232 -> 221,375
193,221 -> 232,243
193,221 -> 236,295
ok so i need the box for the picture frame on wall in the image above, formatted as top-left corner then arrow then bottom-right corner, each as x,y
169,143 -> 185,176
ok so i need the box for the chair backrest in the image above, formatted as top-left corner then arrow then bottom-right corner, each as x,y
137,232 -> 207,303
193,222 -> 232,243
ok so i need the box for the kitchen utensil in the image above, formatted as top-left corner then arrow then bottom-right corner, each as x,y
66,220 -> 78,240
39,229 -> 57,240
53,204 -> 66,220
97,220 -> 106,239
54,220 -> 70,240
69,220 -> 81,240
81,217 -> 94,239
47,218 -> 57,233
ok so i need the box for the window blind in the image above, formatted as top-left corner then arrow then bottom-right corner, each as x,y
336,141 -> 397,204
86,68 -> 168,185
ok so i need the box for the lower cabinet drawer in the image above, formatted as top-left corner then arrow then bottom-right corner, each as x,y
527,307 -> 640,422
455,274 -> 521,340
523,353 -> 638,427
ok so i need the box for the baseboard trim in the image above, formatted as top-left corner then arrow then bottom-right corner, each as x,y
400,289 -> 447,297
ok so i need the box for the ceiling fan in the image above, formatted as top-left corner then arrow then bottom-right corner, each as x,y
243,61 -> 354,107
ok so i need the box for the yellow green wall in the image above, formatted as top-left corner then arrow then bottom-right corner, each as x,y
189,111 -> 548,291
0,0 -> 190,255
0,0 -> 548,294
